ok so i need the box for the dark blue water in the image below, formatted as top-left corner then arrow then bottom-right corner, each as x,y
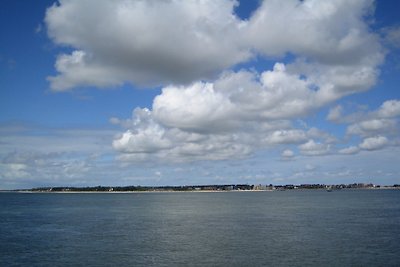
1,190 -> 399,266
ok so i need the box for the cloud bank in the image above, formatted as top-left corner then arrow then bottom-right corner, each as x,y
45,0 -> 397,163
46,0 -> 383,91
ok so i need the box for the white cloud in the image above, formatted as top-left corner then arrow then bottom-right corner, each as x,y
299,139 -> 330,156
48,51 -> 128,91
112,70 -> 396,162
112,108 -> 173,153
247,0 -> 379,63
112,63 -> 353,162
326,100 -> 400,155
45,0 -> 250,90
246,0 -> 383,104
151,62 -> 366,135
153,82 -> 236,133
281,149 -> 295,159
339,146 -> 360,155
111,107 -> 257,162
265,130 -> 307,145
342,99 -> 400,139
62,161 -> 91,178
147,64 -> 323,140
377,100 -> 400,118
289,60 -> 380,105
347,118 -> 397,137
359,136 -> 388,151
0,163 -> 29,179
307,127 -> 337,144
327,105 -> 343,122
305,164 -> 316,171
115,132 -> 254,162
0,124 -> 119,188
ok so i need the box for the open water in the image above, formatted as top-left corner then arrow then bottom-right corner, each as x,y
1,190 -> 399,266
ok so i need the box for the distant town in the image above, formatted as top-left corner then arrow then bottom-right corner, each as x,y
12,183 -> 400,193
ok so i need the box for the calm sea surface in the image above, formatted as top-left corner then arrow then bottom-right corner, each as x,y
1,190 -> 399,266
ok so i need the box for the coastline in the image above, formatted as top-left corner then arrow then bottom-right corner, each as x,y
3,187 -> 399,194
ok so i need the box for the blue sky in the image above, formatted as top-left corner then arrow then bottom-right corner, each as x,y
1,0 -> 400,189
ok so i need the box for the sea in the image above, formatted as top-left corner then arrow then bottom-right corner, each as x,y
1,189 -> 399,266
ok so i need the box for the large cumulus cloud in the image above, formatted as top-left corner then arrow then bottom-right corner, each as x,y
111,64 -> 343,162
45,0 -> 250,90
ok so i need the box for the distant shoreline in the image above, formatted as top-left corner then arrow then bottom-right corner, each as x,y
2,182 -> 399,193
2,187 -> 399,194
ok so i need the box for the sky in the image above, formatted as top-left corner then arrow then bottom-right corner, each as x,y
1,0 -> 400,189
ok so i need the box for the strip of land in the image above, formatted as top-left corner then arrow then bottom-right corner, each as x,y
8,183 -> 400,193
